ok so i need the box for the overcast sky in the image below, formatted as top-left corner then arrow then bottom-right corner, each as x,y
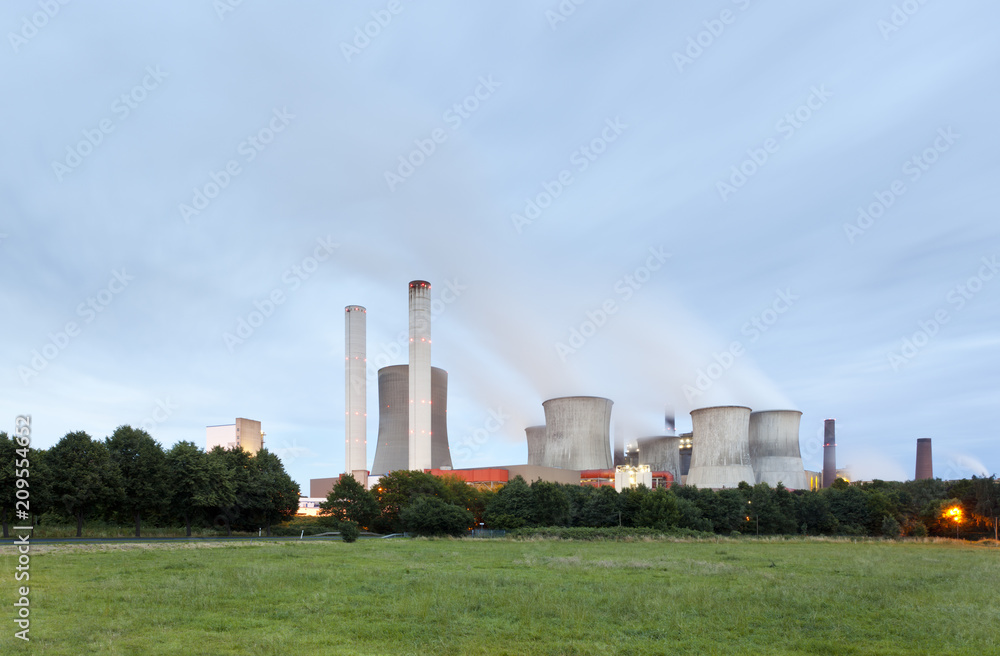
3,1 -> 997,491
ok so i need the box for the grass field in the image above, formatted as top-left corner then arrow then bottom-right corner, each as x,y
2,537 -> 998,655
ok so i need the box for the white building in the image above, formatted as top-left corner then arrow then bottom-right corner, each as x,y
206,417 -> 263,454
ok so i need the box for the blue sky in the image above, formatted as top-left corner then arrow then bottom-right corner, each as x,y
2,1 -> 997,490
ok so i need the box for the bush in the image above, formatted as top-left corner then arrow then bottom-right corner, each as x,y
508,526 -> 715,541
911,522 -> 928,538
881,516 -> 902,539
399,495 -> 472,537
339,521 -> 360,543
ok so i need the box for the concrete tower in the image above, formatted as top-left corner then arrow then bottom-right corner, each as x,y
344,305 -> 367,474
636,435 -> 682,484
748,410 -> 808,489
915,438 -> 933,480
408,281 -> 432,471
822,419 -> 837,488
371,365 -> 451,475
525,426 -> 546,466
686,405 -> 754,489
541,396 -> 613,470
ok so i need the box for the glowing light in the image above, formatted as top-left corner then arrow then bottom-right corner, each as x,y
946,506 -> 963,523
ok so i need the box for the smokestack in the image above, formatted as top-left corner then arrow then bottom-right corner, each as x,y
344,306 -> 366,474
822,419 -> 837,488
665,409 -> 676,436
915,438 -> 933,480
408,281 -> 432,470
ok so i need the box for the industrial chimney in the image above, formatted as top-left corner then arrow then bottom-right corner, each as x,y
344,305 -> 366,475
408,281 -> 433,471
915,438 -> 933,480
822,419 -> 837,488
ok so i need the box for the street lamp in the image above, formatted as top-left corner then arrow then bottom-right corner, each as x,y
946,506 -> 962,539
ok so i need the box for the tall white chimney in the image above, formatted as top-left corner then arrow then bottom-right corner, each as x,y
408,281 -> 432,470
344,305 -> 367,474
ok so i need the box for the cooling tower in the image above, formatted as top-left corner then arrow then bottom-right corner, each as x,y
636,436 -> 682,484
344,305 -> 367,474
748,410 -> 808,489
525,425 -> 546,466
541,396 -> 613,470
915,438 -> 933,480
686,405 -> 754,489
822,419 -> 837,488
408,280 -> 432,471
370,365 -> 451,475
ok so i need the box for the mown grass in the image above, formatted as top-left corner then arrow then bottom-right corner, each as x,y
2,538 -> 997,655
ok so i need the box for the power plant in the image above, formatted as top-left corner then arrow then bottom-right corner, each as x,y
344,305 -> 367,476
916,438 -> 933,480
525,425 -> 546,466
686,405 -> 755,489
748,410 -> 808,489
636,436 -> 682,486
308,279 -> 890,495
370,364 -> 451,475
540,396 -> 613,470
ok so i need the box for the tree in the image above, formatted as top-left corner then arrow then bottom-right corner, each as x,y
530,480 -> 569,527
165,441 -> 235,536
617,485 -> 648,528
972,476 -> 1000,541
45,432 -> 122,537
245,449 -> 300,537
209,446 -> 253,535
636,487 -> 680,529
0,432 -> 22,538
372,470 -> 448,533
579,485 -> 619,527
400,495 -> 472,537
106,425 -> 168,538
320,473 -> 379,529
339,520 -> 360,543
483,476 -> 534,529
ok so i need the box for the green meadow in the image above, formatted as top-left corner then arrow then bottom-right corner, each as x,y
2,538 -> 998,655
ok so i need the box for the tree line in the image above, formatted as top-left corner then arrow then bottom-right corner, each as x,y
0,426 -> 300,538
322,470 -> 1000,539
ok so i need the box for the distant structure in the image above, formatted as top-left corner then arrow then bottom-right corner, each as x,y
748,410 -> 808,489
408,281 -> 433,471
636,435 -> 682,485
525,425 -> 546,466
540,396 -> 614,470
678,433 -> 693,478
615,464 -> 652,492
206,417 -> 263,454
344,305 -> 367,475
823,419 -> 837,488
370,365 -> 451,475
686,405 -> 754,489
915,438 -> 933,480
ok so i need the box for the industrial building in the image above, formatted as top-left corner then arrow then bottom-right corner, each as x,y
748,410 -> 809,490
205,417 -> 263,454
539,396 -> 614,470
344,305 -> 367,477
686,405 -> 755,489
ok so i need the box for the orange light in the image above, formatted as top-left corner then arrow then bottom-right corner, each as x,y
945,506 -> 963,523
